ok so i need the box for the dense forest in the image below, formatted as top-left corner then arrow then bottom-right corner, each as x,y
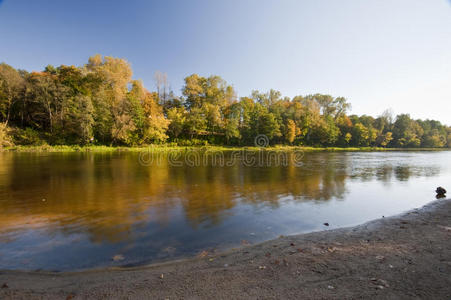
1,55 -> 450,148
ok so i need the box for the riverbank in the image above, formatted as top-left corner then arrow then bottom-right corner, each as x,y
1,144 -> 449,153
1,199 -> 450,299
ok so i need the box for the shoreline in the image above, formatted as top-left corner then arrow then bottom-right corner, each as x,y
1,198 -> 450,299
1,145 -> 450,153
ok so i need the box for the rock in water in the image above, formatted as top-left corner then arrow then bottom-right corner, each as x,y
436,187 -> 447,196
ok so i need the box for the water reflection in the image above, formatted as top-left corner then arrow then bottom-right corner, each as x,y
0,151 -> 449,270
1,152 -> 348,236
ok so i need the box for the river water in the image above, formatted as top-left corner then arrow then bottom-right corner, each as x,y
0,150 -> 449,270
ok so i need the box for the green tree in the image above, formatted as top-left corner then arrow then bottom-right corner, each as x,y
186,107 -> 207,138
25,72 -> 70,137
392,114 -> 423,147
0,63 -> 24,125
252,104 -> 280,142
223,102 -> 241,144
251,89 -> 281,107
1,55 -> 449,149
63,94 -> 94,144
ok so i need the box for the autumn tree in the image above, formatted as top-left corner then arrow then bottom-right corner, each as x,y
167,107 -> 186,139
142,91 -> 170,143
0,56 -> 449,149
285,119 -> 297,144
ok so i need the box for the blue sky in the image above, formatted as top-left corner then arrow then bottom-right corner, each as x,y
1,0 -> 450,124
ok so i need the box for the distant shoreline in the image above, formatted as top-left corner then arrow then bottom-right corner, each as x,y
1,145 -> 450,153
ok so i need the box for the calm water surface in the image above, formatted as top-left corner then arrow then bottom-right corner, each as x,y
0,151 -> 450,270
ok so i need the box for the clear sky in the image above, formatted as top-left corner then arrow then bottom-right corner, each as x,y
1,0 -> 450,124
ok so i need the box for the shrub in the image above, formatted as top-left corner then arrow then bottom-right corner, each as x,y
11,127 -> 47,146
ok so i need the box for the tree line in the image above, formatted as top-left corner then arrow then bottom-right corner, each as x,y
1,55 -> 450,148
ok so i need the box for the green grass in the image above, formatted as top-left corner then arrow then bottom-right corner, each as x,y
1,144 -> 450,153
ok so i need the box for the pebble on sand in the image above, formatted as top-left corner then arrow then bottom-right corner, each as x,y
112,254 -> 125,262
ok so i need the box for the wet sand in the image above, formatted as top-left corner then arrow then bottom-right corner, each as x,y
1,199 -> 450,299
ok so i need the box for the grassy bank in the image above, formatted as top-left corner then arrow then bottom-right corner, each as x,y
1,144 -> 450,153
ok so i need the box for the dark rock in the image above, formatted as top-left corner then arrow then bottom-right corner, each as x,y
436,187 -> 446,195
323,223 -> 329,226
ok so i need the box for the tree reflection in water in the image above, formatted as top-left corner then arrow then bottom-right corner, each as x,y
0,151 -> 447,270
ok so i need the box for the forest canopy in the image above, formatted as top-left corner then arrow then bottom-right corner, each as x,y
1,55 -> 450,148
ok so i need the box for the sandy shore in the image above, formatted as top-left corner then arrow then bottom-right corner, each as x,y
1,199 -> 450,299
